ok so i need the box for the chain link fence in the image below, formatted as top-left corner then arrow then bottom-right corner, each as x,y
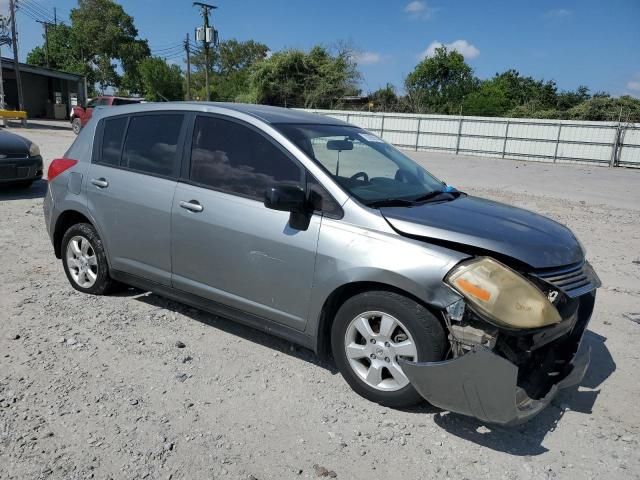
302,109 -> 640,168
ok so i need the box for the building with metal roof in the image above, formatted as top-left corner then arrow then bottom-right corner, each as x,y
1,57 -> 87,119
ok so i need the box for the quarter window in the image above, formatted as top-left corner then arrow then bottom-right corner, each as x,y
121,114 -> 183,177
100,117 -> 127,166
190,115 -> 303,200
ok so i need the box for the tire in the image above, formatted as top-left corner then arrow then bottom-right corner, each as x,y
331,290 -> 446,408
72,118 -> 82,135
61,222 -> 115,295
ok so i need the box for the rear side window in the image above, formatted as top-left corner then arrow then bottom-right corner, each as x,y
100,117 -> 127,166
122,114 -> 183,177
190,115 -> 302,200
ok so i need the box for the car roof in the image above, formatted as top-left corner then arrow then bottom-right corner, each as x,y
96,101 -> 350,126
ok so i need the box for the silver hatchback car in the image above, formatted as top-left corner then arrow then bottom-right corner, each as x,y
44,103 -> 600,425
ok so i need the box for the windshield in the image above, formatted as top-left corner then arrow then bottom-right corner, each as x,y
276,124 -> 445,206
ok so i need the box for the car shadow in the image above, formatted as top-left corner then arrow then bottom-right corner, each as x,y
0,179 -> 47,200
126,288 -> 339,374
5,120 -> 72,131
114,287 -> 614,454
428,330 -> 615,456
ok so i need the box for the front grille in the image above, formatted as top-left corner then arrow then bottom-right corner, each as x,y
533,261 -> 600,298
0,153 -> 29,159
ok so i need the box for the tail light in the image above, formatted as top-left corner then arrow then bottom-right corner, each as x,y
47,158 -> 78,181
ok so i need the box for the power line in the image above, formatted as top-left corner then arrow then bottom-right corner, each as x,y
20,0 -> 56,24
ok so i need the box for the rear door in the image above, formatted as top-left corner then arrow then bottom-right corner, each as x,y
170,114 -> 321,330
86,112 -> 186,285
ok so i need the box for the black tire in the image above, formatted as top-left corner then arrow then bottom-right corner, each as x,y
72,118 -> 82,135
331,290 -> 446,408
61,222 -> 115,295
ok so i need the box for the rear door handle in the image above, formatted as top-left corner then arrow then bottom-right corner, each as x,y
91,178 -> 108,188
179,200 -> 203,213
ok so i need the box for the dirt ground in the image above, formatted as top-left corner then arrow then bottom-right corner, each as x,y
1,120 -> 639,480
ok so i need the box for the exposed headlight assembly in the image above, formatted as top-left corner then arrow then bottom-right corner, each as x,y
446,257 -> 561,329
29,142 -> 41,157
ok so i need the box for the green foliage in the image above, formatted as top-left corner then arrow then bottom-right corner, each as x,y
26,0 -> 149,94
369,84 -> 400,112
566,95 -> 640,122
249,45 -> 360,108
139,57 -> 184,101
404,46 -> 478,114
188,39 -> 268,101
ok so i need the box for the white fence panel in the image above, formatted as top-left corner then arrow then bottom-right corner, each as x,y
301,109 -> 640,168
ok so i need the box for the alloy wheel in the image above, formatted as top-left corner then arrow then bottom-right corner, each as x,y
344,311 -> 418,391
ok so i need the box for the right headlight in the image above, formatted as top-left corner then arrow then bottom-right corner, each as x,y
445,257 -> 561,329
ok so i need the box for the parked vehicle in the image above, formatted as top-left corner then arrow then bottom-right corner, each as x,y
44,103 -> 600,425
70,96 -> 141,135
0,129 -> 42,188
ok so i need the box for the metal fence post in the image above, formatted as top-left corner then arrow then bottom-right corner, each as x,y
553,123 -> 562,163
415,117 -> 421,151
502,120 -> 510,158
380,114 -> 386,139
455,116 -> 464,155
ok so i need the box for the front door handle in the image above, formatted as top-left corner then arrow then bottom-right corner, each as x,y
179,200 -> 204,213
91,178 -> 108,188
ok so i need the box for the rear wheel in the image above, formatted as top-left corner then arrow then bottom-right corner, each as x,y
331,290 -> 446,407
71,118 -> 82,135
61,223 -> 115,295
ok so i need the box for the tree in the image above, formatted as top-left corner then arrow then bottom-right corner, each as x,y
369,84 -> 399,112
138,57 -> 183,101
250,45 -> 360,108
189,39 -> 269,101
404,46 -> 477,114
26,0 -> 150,94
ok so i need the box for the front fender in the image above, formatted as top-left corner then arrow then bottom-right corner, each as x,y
306,217 -> 469,340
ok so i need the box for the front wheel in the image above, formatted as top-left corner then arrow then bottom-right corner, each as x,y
331,291 -> 446,408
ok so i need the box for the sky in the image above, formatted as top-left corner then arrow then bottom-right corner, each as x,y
4,0 -> 640,97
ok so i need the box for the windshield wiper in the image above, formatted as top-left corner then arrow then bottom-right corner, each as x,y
365,198 -> 416,208
413,189 -> 462,204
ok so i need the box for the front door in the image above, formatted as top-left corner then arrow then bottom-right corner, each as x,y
171,115 -> 320,330
86,113 -> 186,285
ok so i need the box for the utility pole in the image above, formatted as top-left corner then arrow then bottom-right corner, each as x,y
0,17 -> 9,115
193,2 -> 217,101
36,20 -> 53,68
184,33 -> 191,100
54,7 -> 57,25
8,0 -> 24,114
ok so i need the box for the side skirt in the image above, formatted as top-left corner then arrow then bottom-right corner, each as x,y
110,270 -> 317,352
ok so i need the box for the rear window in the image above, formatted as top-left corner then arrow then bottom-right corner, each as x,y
121,114 -> 183,177
100,117 -> 127,166
113,98 -> 140,106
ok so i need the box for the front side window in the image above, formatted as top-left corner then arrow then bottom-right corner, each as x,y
276,124 -> 445,206
190,115 -> 303,200
100,117 -> 127,166
122,114 -> 183,177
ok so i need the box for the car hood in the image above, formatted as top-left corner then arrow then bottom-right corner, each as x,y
380,195 -> 584,269
0,130 -> 31,155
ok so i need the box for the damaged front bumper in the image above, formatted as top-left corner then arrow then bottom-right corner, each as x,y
400,342 -> 590,426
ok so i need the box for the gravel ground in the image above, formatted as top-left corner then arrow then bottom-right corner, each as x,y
1,120 -> 640,480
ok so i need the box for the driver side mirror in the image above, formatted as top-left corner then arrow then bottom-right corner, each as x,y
264,184 -> 307,213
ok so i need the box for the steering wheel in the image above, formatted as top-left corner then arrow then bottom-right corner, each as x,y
350,171 -> 369,182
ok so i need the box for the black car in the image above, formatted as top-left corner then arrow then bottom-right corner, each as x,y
0,129 -> 43,188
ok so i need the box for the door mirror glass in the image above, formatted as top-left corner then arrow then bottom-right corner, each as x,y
264,184 -> 307,213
